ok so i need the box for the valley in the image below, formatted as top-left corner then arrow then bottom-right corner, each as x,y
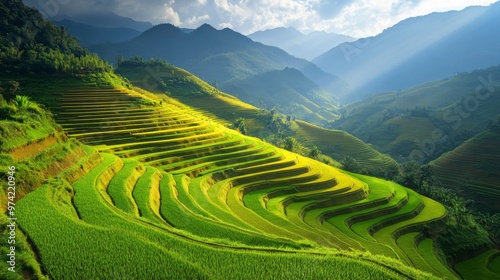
1,0 -> 500,279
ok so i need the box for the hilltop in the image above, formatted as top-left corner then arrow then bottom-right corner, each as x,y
115,57 -> 396,175
431,127 -> 500,213
89,23 -> 349,111
330,65 -> 500,164
248,27 -> 355,60
2,1 -> 499,279
314,2 -> 500,101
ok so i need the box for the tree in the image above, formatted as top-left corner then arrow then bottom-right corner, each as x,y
233,118 -> 247,135
417,164 -> 436,190
2,81 -> 20,100
450,196 -> 471,224
340,155 -> 362,173
309,145 -> 320,159
397,161 -> 420,190
384,162 -> 400,181
116,55 -> 124,67
283,137 -> 298,152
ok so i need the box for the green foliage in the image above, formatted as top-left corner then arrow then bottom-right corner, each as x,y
340,155 -> 365,174
116,56 -> 221,96
233,117 -> 247,135
309,145 -> 320,159
10,95 -> 38,112
283,136 -> 298,152
0,81 -> 20,100
0,94 -> 57,150
0,0 -> 112,75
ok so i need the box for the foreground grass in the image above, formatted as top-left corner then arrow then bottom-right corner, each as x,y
15,153 -> 436,279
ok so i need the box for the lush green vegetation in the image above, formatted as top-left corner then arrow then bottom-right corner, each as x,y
115,57 -> 398,176
431,128 -> 500,213
330,65 -> 500,164
0,0 -> 111,76
1,1 -> 497,278
454,250 -> 500,280
10,86 -> 451,279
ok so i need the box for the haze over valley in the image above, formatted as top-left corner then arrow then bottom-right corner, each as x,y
1,0 -> 499,279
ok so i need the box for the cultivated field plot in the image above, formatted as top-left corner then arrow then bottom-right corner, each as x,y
17,87 -> 454,279
431,130 -> 500,212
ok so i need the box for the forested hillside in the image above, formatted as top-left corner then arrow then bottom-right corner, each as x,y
0,0 -> 110,75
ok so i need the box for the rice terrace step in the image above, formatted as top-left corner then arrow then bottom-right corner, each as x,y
12,87 -> 457,279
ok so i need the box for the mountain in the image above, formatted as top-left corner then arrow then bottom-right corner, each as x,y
53,19 -> 141,46
329,64 -> 500,163
431,127 -> 500,213
0,0 -> 112,76
313,2 -> 500,101
248,27 -> 356,60
222,67 -> 339,123
51,11 -> 153,31
90,23 -> 349,113
115,57 -> 394,175
1,2 -> 496,278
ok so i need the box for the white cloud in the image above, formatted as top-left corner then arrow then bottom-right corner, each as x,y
185,14 -> 210,27
23,0 -> 499,37
160,4 -> 181,26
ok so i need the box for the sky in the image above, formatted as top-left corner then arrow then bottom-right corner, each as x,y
23,0 -> 499,37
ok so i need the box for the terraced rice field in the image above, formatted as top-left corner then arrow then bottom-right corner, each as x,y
454,250 -> 500,280
17,88 -> 454,278
431,130 -> 500,212
294,120 -> 397,171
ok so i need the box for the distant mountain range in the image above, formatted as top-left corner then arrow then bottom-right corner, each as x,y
222,67 -> 339,123
248,27 -> 356,61
313,2 -> 500,101
331,64 -> 500,163
54,19 -> 141,46
52,11 -> 153,32
89,23 -> 350,113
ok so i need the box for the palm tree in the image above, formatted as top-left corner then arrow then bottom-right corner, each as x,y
11,95 -> 37,111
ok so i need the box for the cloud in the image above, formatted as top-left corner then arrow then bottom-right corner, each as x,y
22,0 -> 499,37
185,14 -> 210,27
161,4 -> 181,26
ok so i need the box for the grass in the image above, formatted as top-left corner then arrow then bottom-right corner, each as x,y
16,152 -> 435,279
131,166 -> 165,224
417,238 -> 458,280
396,232 -> 437,274
106,159 -> 145,215
454,250 -> 500,280
293,120 -> 397,173
431,130 -> 500,212
10,85 -> 454,279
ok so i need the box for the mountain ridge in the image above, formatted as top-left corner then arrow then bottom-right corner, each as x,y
313,2 -> 500,101
53,19 -> 141,46
249,27 -> 356,60
90,23 -> 350,112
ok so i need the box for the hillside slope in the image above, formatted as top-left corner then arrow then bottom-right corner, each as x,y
54,19 -> 141,46
431,129 -> 500,213
248,27 -> 355,60
331,65 -> 500,163
15,85 -> 449,279
115,59 -> 395,174
90,23 -> 349,105
314,2 -> 500,101
0,94 -> 103,279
